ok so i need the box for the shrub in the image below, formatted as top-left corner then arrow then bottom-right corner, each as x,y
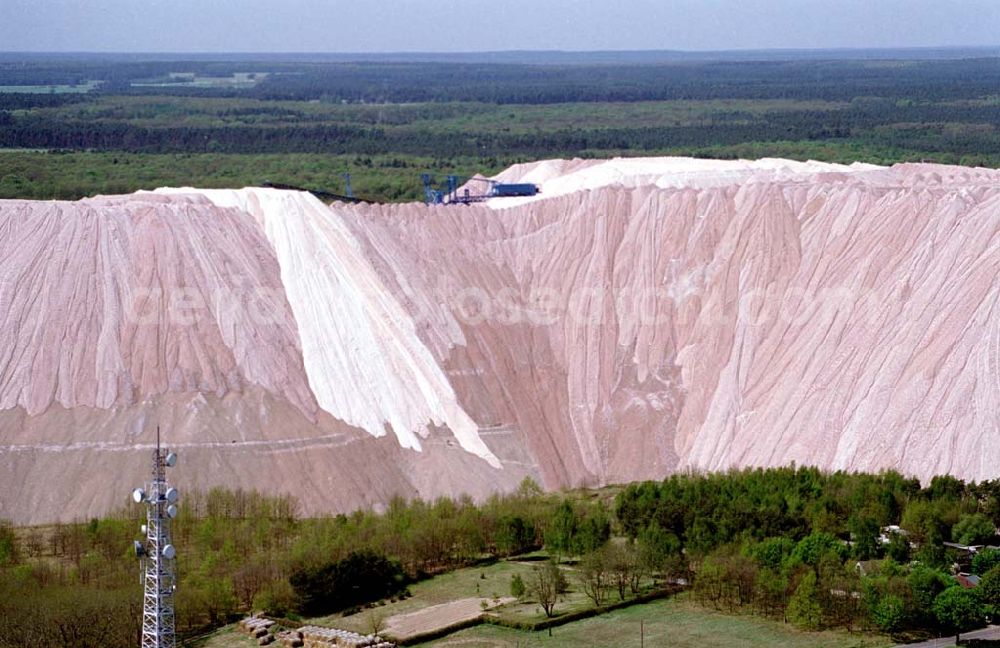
253,580 -> 297,618
289,550 -> 407,616
788,572 -> 823,630
510,574 -> 526,600
980,566 -> 1000,617
907,565 -> 952,626
972,548 -> 1000,576
792,532 -> 846,567
871,593 -> 906,633
494,516 -> 536,557
953,514 -> 996,546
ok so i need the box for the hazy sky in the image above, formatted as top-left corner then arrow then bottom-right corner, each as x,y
3,0 -> 1000,53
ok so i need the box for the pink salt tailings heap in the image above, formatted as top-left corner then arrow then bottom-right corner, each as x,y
1,157 -> 998,524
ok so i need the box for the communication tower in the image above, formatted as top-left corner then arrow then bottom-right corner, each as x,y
131,428 -> 179,648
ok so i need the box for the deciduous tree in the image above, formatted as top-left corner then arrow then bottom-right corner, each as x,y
934,586 -> 986,645
530,561 -> 563,618
578,549 -> 610,607
788,571 -> 823,630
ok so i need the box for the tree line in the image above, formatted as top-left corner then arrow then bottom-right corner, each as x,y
7,99 -> 1000,159
615,468 -> 1000,642
2,469 -> 999,645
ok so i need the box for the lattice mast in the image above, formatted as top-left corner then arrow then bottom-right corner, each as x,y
132,427 -> 179,648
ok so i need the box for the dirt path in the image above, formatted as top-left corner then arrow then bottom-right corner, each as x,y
385,597 -> 514,642
894,625 -> 1000,647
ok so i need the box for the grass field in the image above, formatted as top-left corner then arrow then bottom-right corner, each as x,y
191,594 -> 891,648
188,626 -> 259,648
0,80 -> 101,93
190,557 -> 891,648
413,595 -> 892,648
322,551 -> 670,635
316,560 -> 533,633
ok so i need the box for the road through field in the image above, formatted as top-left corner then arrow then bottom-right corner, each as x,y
894,626 -> 1000,647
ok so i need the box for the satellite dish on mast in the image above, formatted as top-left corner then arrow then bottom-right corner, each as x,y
164,488 -> 179,504
166,504 -> 178,519
134,540 -> 146,558
132,488 -> 146,503
162,544 -> 176,560
165,452 -> 177,467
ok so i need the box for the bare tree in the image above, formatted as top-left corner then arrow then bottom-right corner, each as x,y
607,542 -> 642,600
365,609 -> 387,637
530,562 -> 562,617
233,560 -> 275,611
24,529 -> 44,559
578,550 -> 610,607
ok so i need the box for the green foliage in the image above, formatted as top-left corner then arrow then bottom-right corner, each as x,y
544,500 -> 577,558
933,586 -> 986,639
979,567 -> 1000,616
637,522 -> 681,577
901,499 -> 951,547
288,550 -> 408,616
181,573 -> 239,626
871,593 -> 907,634
985,494 -> 1000,529
615,467 -> 919,560
606,541 -> 643,600
914,533 -> 948,570
0,150 -> 517,203
972,548 -> 1000,576
749,537 -> 796,570
885,532 -> 911,564
952,513 -> 997,546
494,515 -> 536,558
848,515 -> 881,560
787,571 -> 823,630
572,508 -> 611,555
0,520 -> 18,566
928,476 -> 967,501
793,532 -> 846,567
509,573 -> 526,600
253,579 -> 297,617
906,565 -> 953,625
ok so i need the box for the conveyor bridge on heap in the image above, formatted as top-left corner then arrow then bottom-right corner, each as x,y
422,173 -> 539,205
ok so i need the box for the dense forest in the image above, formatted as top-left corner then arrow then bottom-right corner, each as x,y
2,468 -> 999,646
6,56 -> 1000,104
4,55 -> 1000,201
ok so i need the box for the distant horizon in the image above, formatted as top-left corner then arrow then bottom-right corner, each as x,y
4,0 -> 999,55
4,44 -> 1000,54
4,45 -> 1000,65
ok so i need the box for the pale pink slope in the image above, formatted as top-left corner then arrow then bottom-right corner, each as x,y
0,193 -> 531,524
0,194 -> 315,416
342,161 -> 1000,487
151,187 -> 500,467
2,159 -> 998,524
